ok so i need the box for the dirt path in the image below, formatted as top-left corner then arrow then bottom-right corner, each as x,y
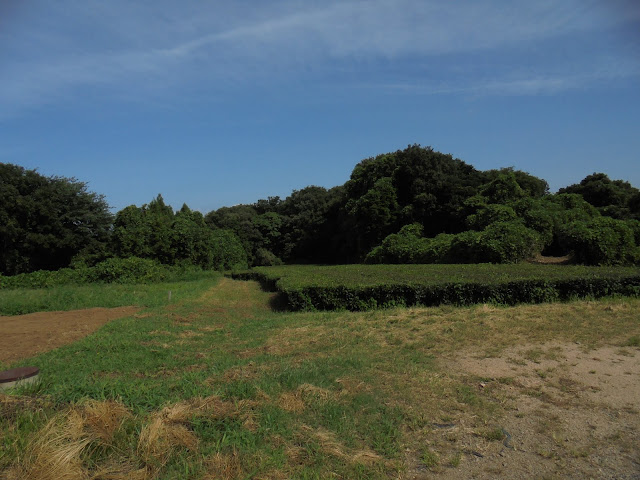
409,342 -> 640,479
0,307 -> 139,364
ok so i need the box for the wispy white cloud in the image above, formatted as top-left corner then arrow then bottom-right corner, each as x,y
376,60 -> 640,96
1,0 -> 639,117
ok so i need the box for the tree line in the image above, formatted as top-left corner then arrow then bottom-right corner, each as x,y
2,145 -> 639,276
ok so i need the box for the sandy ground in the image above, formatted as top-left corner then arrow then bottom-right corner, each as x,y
0,307 -> 139,364
406,342 -> 640,479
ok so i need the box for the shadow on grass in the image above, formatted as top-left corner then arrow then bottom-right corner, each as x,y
268,293 -> 289,312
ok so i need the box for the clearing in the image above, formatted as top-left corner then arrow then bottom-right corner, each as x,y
0,306 -> 139,364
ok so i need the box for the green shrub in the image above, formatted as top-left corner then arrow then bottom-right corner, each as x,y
0,257 -> 213,290
626,219 -> 640,245
478,221 -> 542,263
86,257 -> 168,283
0,268 -> 86,289
466,204 -> 517,230
515,200 -> 555,247
447,230 -> 484,263
210,229 -> 248,271
557,217 -> 637,265
365,224 -> 427,264
420,233 -> 455,263
253,248 -> 283,266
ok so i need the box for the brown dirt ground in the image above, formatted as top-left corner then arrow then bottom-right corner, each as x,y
406,342 -> 640,479
0,307 -> 139,364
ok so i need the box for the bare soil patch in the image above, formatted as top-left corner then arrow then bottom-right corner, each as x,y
527,253 -> 573,265
0,306 -> 139,364
409,342 -> 640,479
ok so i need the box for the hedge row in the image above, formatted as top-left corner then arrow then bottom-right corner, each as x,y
233,268 -> 640,311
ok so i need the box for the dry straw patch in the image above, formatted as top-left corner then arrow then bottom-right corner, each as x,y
345,299 -> 640,358
137,412 -> 198,468
177,330 -> 204,339
4,400 -> 135,480
278,383 -> 334,414
4,395 -> 263,479
4,415 -> 92,480
234,324 -> 335,362
202,451 -> 244,480
218,362 -> 266,383
89,462 -> 149,480
81,399 -> 131,445
290,424 -> 382,468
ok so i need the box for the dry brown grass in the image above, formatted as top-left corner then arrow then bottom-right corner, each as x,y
81,399 -> 130,445
4,400 -> 132,480
137,414 -> 198,468
138,394 -> 261,468
3,395 -> 263,479
177,330 -> 204,339
277,383 -> 334,414
293,424 -> 382,468
278,392 -> 306,413
4,415 -> 91,480
89,462 -> 149,480
340,298 -> 640,360
202,451 -> 244,480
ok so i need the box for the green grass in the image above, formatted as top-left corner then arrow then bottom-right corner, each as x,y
0,271 -> 222,315
1,277 -> 639,479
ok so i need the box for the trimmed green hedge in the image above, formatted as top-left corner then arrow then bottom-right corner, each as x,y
233,264 -> 640,311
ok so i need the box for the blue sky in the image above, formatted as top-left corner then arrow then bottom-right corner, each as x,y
1,1 -> 639,213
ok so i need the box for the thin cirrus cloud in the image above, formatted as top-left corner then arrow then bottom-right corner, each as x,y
1,0 -> 639,117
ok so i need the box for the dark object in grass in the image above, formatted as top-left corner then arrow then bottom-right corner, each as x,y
432,422 -> 456,429
0,366 -> 40,391
502,428 -> 513,449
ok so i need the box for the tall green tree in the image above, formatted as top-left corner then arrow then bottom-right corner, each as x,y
559,173 -> 640,220
0,164 -> 112,275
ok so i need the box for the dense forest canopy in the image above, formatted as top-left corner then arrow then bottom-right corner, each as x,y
1,145 -> 639,276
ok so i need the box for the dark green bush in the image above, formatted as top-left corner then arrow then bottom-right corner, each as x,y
466,204 -> 517,230
0,268 -> 85,289
210,229 -> 248,271
477,221 -> 542,263
87,257 -> 168,283
253,248 -> 283,266
365,224 -> 426,264
447,230 -> 484,263
365,224 -> 455,264
557,217 -> 637,265
0,257 -> 214,289
626,219 -> 640,245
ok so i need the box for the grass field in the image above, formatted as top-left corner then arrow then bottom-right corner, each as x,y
0,271 -> 222,316
1,275 -> 639,478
